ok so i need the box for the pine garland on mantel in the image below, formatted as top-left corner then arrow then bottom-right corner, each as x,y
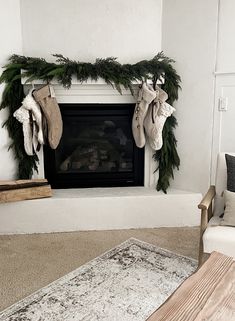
0,52 -> 180,193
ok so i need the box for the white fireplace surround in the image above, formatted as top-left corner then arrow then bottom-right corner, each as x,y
0,79 -> 201,234
26,78 -> 159,187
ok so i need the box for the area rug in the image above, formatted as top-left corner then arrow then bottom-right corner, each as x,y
0,238 -> 197,321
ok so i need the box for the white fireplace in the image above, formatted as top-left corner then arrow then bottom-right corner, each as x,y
27,78 -> 158,188
0,79 -> 202,234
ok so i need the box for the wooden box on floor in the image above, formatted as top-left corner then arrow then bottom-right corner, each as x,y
0,179 -> 52,203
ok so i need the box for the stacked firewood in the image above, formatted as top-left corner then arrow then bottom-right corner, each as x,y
0,179 -> 52,203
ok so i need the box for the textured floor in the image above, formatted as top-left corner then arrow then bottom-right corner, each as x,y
0,227 -> 199,311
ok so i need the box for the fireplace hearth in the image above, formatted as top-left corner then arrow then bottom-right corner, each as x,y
44,104 -> 144,188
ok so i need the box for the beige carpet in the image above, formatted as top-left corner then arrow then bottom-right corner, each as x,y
0,227 -> 199,311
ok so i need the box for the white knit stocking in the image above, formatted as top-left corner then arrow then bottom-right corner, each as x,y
144,86 -> 175,150
13,107 -> 34,156
132,83 -> 156,148
13,90 -> 44,156
22,89 -> 44,148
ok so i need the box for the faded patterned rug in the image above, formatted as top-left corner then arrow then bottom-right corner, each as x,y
0,238 -> 197,321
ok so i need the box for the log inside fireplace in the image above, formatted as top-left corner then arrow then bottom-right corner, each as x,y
44,104 -> 144,188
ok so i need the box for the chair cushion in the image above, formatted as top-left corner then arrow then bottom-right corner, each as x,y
214,152 -> 235,216
203,224 -> 235,258
208,216 -> 221,226
221,190 -> 235,227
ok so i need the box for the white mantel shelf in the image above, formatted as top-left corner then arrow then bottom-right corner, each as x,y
23,78 -> 138,104
21,76 -> 164,104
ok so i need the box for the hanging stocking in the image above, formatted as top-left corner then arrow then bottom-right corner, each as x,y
13,107 -> 34,156
22,89 -> 44,152
33,85 -> 63,149
144,86 -> 175,150
132,82 -> 156,148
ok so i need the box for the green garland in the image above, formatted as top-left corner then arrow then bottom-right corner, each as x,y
0,52 -> 180,192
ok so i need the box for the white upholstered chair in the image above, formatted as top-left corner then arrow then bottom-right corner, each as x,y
198,152 -> 235,265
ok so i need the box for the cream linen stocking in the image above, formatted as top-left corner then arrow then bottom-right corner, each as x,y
33,85 -> 63,149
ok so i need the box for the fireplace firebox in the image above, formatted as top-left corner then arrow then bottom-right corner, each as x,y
44,104 -> 144,188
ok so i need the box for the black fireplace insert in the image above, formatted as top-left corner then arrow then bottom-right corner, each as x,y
44,104 -> 144,188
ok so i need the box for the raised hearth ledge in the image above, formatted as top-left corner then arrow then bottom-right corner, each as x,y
0,187 -> 201,234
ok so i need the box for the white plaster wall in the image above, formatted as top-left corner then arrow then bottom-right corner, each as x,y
0,0 -> 22,179
20,0 -> 162,63
210,0 -> 235,180
162,0 -> 219,194
216,0 -> 235,71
